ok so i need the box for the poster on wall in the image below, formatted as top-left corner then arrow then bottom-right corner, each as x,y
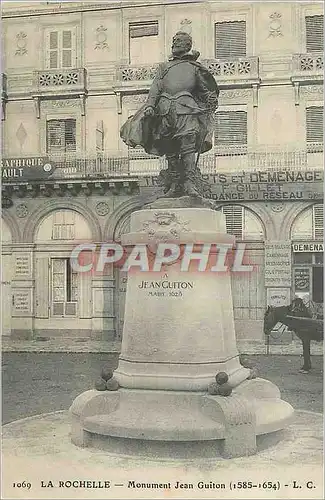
1,1 -> 323,499
264,241 -> 292,287
294,268 -> 310,292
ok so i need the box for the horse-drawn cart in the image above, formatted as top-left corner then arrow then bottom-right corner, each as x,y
264,298 -> 323,373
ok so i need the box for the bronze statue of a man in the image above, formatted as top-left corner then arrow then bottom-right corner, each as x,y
120,31 -> 219,198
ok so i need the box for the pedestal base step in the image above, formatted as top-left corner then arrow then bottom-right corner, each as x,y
83,397 -> 293,441
70,379 -> 294,459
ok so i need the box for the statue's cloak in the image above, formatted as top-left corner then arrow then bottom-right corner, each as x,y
120,59 -> 219,157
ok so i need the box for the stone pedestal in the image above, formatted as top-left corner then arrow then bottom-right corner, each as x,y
70,207 -> 294,459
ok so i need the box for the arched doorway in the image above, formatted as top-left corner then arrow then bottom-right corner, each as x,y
1,220 -> 13,336
291,204 -> 323,308
221,205 -> 265,341
34,209 -> 94,337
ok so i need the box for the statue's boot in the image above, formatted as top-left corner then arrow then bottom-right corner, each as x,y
161,156 -> 181,198
182,152 -> 201,197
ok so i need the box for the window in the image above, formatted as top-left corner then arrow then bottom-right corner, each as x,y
51,258 -> 78,316
46,119 -> 76,153
306,107 -> 323,143
214,111 -> 247,146
52,211 -> 75,240
305,15 -> 324,52
221,206 -> 264,240
291,204 -> 324,240
129,21 -> 160,64
46,28 -> 76,69
215,21 -> 246,59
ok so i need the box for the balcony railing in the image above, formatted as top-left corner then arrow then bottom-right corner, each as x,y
292,52 -> 323,77
2,144 -> 322,183
49,152 -> 130,179
117,63 -> 160,82
49,144 -> 325,179
33,68 -> 87,96
201,57 -> 259,81
116,57 -> 259,83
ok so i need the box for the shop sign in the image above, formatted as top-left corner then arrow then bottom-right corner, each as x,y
140,170 -> 324,202
266,288 -> 291,307
264,241 -> 292,287
1,157 -> 55,181
292,242 -> 324,253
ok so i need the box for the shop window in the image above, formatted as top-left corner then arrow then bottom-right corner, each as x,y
305,15 -> 324,52
293,253 -> 313,265
52,211 -> 75,240
51,258 -> 78,316
129,21 -> 159,64
45,28 -> 77,69
315,252 -> 324,265
306,107 -> 323,144
315,253 -> 323,265
46,119 -> 76,153
214,111 -> 247,146
215,21 -> 246,59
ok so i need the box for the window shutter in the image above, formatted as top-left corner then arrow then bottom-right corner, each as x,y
47,119 -> 76,153
129,21 -> 159,38
35,256 -> 49,318
45,27 -> 76,69
215,21 -> 246,59
62,30 -> 72,68
47,120 -> 65,153
221,206 -> 244,239
305,15 -> 324,52
46,30 -> 59,69
214,111 -> 247,145
65,119 -> 76,152
306,107 -> 324,143
313,204 -> 324,240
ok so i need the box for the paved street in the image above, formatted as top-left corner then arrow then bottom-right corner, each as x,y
2,353 -> 323,424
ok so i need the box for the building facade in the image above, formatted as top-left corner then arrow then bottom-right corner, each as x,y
1,0 -> 324,342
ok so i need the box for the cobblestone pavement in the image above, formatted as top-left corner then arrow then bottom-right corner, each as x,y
1,337 -> 324,355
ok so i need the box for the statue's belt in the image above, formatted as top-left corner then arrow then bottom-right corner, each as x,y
159,92 -> 206,112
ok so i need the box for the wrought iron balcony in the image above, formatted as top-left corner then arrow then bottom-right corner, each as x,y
49,152 -> 129,179
292,52 -> 323,80
2,144 -> 322,186
116,57 -> 259,84
33,68 -> 87,96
